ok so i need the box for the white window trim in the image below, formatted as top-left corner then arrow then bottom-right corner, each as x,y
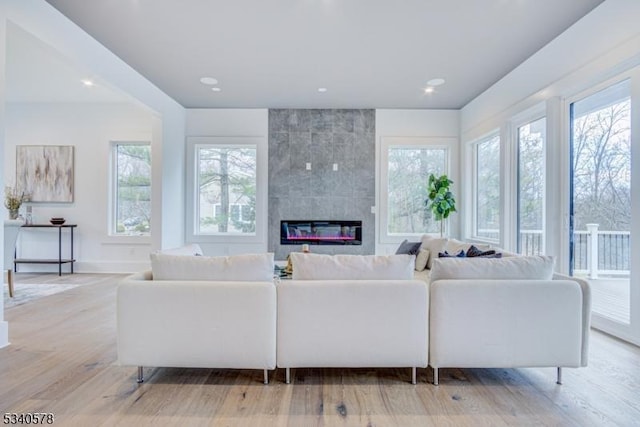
108,140 -> 151,241
378,136 -> 457,244
186,136 -> 267,244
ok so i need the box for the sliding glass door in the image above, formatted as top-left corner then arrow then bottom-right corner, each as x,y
570,79 -> 633,338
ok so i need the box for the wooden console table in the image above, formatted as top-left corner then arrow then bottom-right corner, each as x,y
14,224 -> 77,276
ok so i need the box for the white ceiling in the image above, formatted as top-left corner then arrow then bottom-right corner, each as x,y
18,0 -> 605,109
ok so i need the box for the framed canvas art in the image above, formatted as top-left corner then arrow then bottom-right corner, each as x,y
16,145 -> 74,203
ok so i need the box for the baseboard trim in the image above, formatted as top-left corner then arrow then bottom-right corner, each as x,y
13,261 -> 150,275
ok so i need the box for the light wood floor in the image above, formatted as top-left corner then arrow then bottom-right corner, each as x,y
1,273 -> 639,427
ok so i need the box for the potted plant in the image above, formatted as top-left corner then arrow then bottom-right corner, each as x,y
4,186 -> 27,219
425,174 -> 456,237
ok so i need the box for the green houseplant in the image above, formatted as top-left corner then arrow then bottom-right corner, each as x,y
426,174 -> 456,237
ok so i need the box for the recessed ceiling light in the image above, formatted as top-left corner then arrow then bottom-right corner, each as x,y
427,78 -> 445,86
424,86 -> 435,94
200,77 -> 218,85
81,79 -> 94,87
318,87 -> 328,93
211,87 -> 222,92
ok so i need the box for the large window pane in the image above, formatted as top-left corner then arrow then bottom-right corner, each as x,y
113,143 -> 151,235
387,147 -> 446,234
475,135 -> 500,241
571,79 -> 631,324
197,146 -> 257,235
518,117 -> 546,255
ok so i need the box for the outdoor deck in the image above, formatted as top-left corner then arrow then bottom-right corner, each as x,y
578,276 -> 630,324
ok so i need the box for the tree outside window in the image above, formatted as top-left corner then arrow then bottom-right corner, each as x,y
197,146 -> 256,235
114,143 -> 151,235
475,135 -> 500,241
387,147 -> 446,235
518,117 -> 546,255
572,82 -> 631,232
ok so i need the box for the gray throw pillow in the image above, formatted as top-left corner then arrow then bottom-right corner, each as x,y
395,239 -> 422,255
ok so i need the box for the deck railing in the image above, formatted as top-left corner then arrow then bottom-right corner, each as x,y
572,224 -> 630,278
481,226 -> 630,278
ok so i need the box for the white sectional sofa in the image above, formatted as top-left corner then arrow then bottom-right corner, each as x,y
427,255 -> 590,385
117,252 -> 277,384
117,241 -> 590,386
277,253 -> 429,384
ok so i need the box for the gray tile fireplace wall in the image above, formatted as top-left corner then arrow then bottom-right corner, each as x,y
269,109 -> 375,260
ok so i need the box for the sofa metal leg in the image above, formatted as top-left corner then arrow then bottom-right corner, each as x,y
556,367 -> 562,385
263,369 -> 269,385
136,366 -> 144,383
433,367 -> 439,385
7,269 -> 14,298
285,368 -> 291,384
411,367 -> 417,385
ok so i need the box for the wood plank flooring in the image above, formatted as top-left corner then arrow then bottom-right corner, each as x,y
1,273 -> 639,426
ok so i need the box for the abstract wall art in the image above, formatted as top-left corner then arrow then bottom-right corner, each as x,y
16,145 -> 74,203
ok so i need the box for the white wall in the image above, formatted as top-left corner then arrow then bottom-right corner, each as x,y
186,109 -> 268,256
5,102 -> 154,272
0,0 -> 187,348
375,109 -> 460,254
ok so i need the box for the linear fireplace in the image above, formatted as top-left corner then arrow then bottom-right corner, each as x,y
281,220 -> 362,245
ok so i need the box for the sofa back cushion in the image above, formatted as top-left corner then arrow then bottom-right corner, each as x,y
151,252 -> 274,281
430,255 -> 555,283
290,253 -> 414,280
156,243 -> 204,256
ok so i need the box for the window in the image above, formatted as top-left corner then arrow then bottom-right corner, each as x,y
570,79 -> 631,325
387,146 -> 447,235
112,142 -> 151,235
379,136 -> 457,243
517,117 -> 546,254
474,134 -> 500,241
196,145 -> 257,235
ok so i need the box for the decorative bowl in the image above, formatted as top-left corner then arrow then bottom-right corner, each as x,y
50,217 -> 66,225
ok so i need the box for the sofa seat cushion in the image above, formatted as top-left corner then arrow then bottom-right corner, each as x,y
151,252 -> 274,281
413,268 -> 430,283
430,255 -> 555,283
290,253 -> 414,280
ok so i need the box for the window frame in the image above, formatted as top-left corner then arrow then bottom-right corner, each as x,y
186,136 -> 267,244
378,136 -> 457,244
109,140 -> 152,238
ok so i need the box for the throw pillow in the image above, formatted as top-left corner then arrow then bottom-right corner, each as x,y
420,235 -> 449,269
415,248 -> 430,271
429,255 -> 556,283
438,249 -> 466,258
290,253 -> 415,280
465,245 -> 500,258
444,239 -> 492,255
395,239 -> 422,255
151,252 -> 275,281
